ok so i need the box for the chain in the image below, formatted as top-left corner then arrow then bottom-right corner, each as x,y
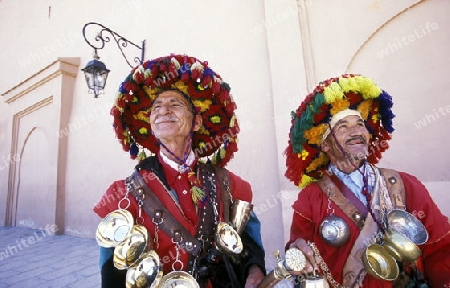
207,173 -> 220,224
326,187 -> 335,215
152,210 -> 163,249
171,230 -> 184,271
137,196 -> 145,224
221,173 -> 234,205
308,242 -> 348,288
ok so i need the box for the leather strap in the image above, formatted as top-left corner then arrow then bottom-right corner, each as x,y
128,170 -> 202,256
329,174 -> 369,218
318,168 -> 407,230
379,168 -> 406,210
318,175 -> 366,229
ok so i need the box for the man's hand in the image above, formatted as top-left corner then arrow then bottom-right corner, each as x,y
245,264 -> 265,288
288,238 -> 320,275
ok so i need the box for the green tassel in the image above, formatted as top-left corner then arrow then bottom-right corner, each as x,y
190,186 -> 206,204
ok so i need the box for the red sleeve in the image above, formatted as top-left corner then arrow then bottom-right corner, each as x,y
93,180 -> 139,219
400,172 -> 450,287
228,171 -> 252,202
285,184 -> 319,250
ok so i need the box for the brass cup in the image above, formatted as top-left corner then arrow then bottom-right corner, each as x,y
96,209 -> 134,248
387,209 -> 428,245
126,250 -> 162,288
114,224 -> 149,270
230,199 -> 254,235
158,271 -> 200,288
383,229 -> 421,262
363,243 -> 399,281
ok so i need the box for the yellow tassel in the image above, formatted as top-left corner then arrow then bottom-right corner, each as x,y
324,82 -> 344,103
299,174 -> 316,188
137,150 -> 147,161
192,99 -> 212,112
339,76 -> 358,93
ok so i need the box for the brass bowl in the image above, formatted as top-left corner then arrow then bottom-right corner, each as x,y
126,250 -> 162,288
387,209 -> 428,245
96,209 -> 134,247
114,224 -> 149,270
215,222 -> 243,254
383,230 -> 421,262
363,244 -> 399,281
318,215 -> 350,247
158,271 -> 199,288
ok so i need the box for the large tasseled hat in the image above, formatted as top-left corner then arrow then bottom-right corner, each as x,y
111,54 -> 239,167
285,74 -> 395,188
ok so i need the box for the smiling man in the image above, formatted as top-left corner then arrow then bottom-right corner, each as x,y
94,54 -> 265,288
284,75 -> 450,287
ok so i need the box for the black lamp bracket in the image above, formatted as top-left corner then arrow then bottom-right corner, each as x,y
82,22 -> 146,68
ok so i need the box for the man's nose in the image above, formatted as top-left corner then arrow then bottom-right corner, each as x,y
158,104 -> 172,114
348,125 -> 365,136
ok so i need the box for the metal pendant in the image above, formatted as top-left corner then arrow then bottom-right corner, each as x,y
318,215 -> 350,247
215,222 -> 243,254
301,274 -> 330,288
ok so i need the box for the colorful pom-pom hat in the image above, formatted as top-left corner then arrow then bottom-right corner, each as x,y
284,74 -> 395,188
111,54 -> 239,167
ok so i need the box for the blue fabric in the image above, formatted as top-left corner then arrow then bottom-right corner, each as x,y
329,162 -> 375,205
244,212 -> 264,251
99,246 -> 113,270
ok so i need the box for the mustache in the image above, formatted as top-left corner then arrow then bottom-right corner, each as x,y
345,135 -> 367,145
155,115 -> 179,124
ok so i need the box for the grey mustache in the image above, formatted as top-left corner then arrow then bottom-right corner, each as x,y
155,116 -> 178,124
345,136 -> 366,145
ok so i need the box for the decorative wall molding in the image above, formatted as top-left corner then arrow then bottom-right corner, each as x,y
346,0 -> 425,72
1,57 -> 80,230
296,0 -> 316,92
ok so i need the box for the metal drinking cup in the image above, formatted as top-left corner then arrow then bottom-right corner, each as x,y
383,229 -> 422,262
230,199 -> 254,235
363,243 -> 399,281
387,209 -> 428,245
96,209 -> 134,247
114,224 -> 149,270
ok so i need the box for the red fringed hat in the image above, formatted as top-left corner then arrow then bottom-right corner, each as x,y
285,74 -> 395,187
111,54 -> 239,167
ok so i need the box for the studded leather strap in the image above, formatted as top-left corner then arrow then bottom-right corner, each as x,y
128,170 -> 202,256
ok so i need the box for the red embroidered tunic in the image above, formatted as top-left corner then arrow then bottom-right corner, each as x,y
287,171 -> 450,287
94,156 -> 253,275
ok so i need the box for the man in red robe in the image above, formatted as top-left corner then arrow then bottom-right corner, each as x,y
94,54 -> 265,288
284,74 -> 450,287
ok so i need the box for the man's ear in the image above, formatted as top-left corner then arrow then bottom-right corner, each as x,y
193,114 -> 203,132
321,138 -> 330,152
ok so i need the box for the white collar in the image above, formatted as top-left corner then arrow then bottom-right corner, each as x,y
159,150 -> 196,173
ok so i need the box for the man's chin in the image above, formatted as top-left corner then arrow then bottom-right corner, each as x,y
348,152 -> 367,162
